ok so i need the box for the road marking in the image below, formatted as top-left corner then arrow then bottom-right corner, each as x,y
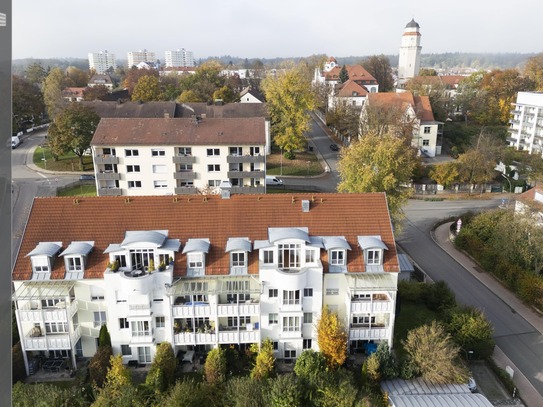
36,172 -> 48,179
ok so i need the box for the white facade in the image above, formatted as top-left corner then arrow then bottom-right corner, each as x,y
127,49 -> 156,68
508,92 -> 543,158
88,51 -> 116,75
165,49 -> 195,68
398,19 -> 422,83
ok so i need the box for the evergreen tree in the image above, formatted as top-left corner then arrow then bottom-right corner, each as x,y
338,65 -> 349,83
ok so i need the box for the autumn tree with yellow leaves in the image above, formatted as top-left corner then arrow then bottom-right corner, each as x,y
316,306 -> 348,369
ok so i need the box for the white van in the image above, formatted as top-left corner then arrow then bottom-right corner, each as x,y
265,176 -> 283,186
11,136 -> 21,149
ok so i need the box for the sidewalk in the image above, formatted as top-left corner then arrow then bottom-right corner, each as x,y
432,222 -> 543,407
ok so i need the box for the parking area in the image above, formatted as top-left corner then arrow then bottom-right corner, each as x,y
470,360 -> 524,406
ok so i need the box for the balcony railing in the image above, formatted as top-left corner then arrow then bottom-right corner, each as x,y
128,302 -> 152,317
217,303 -> 260,316
24,325 -> 81,350
174,332 -> 217,345
175,187 -> 198,195
230,186 -> 265,194
94,155 -> 119,165
226,154 -> 265,164
96,172 -> 121,181
172,303 -> 213,317
98,187 -> 121,196
218,329 -> 260,344
172,155 -> 197,164
348,326 -> 390,341
227,170 -> 264,178
130,329 -> 154,344
173,171 -> 197,180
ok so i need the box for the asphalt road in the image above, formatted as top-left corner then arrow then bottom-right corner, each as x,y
400,199 -> 543,398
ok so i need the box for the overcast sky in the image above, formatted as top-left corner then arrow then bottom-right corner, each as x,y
13,0 -> 543,61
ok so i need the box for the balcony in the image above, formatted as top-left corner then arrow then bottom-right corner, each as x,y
172,303 -> 213,317
217,302 -> 260,317
94,155 -> 119,165
348,326 -> 390,341
227,170 -> 264,178
128,303 -> 152,317
172,155 -> 196,164
96,172 -> 121,181
227,155 -> 265,164
175,187 -> 198,195
280,329 -> 302,339
231,186 -> 265,194
218,327 -> 260,344
280,301 -> 302,312
350,300 -> 392,314
98,187 -> 121,196
174,332 -> 217,345
130,329 -> 154,344
18,300 -> 78,323
173,171 -> 197,180
23,326 -> 81,351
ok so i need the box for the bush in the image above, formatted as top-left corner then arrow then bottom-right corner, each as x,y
283,150 -> 295,160
398,281 -> 425,303
421,281 -> 456,313
293,350 -> 327,384
447,307 -> 495,359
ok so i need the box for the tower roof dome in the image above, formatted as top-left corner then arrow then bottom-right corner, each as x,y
406,18 -> 420,28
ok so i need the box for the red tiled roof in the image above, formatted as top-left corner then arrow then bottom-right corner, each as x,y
325,65 -> 377,84
368,92 -> 435,122
90,117 -> 266,146
13,194 -> 399,281
337,80 -> 369,98
439,75 -> 465,88
414,95 -> 435,121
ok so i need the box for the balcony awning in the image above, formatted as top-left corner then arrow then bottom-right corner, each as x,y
121,230 -> 168,247
346,274 -> 396,290
268,227 -> 310,243
26,242 -> 62,257
225,238 -> 252,253
357,236 -> 388,251
104,244 -> 122,254
161,239 -> 182,252
60,241 -> 94,257
169,279 -> 214,296
182,238 -> 210,254
13,281 -> 75,301
253,240 -> 272,250
216,276 -> 261,294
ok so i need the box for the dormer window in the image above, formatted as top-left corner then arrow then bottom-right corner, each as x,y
358,235 -> 388,271
330,250 -> 345,266
188,253 -> 203,269
323,236 -> 351,272
183,238 -> 210,277
366,249 -> 381,265
32,258 -> 50,273
66,257 -> 83,271
232,252 -> 246,267
26,242 -> 62,280
226,238 -> 251,275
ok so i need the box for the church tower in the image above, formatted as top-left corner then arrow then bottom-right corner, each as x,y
398,19 -> 422,84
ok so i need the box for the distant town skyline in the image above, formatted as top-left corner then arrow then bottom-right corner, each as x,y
13,0 -> 543,61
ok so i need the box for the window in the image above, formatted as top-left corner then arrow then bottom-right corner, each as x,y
188,253 -> 203,268
269,313 -> 278,324
152,165 -> 167,173
128,180 -> 142,188
121,345 -> 132,356
263,250 -> 274,264
67,257 -> 82,271
208,180 -> 220,187
94,311 -> 106,327
207,148 -> 220,156
207,164 -> 220,172
151,149 -> 165,156
250,147 -> 261,156
330,250 -> 345,266
282,316 -> 301,332
115,255 -> 127,268
41,298 -> 61,307
227,316 -> 250,328
180,181 -> 194,187
352,293 -> 371,301
178,147 -> 192,156
284,349 -> 296,359
153,180 -> 168,188
366,250 -> 381,265
326,288 -> 339,296
32,257 -> 49,273
305,249 -> 316,263
178,164 -> 193,171
423,126 -> 431,134
132,320 -> 151,336
45,322 -> 68,333
230,147 -> 242,156
127,165 -> 140,173
125,149 -> 139,157
91,286 -> 105,301
119,318 -> 129,329
231,252 -> 246,267
303,288 -> 313,297
155,316 -> 165,328
130,248 -> 154,270
303,339 -> 312,349
278,243 -> 301,270
103,148 -> 116,156
303,312 -> 313,324
352,315 -> 375,325
422,139 -> 430,146
138,346 -> 151,364
268,288 -> 278,298
272,341 -> 279,350
283,290 -> 300,305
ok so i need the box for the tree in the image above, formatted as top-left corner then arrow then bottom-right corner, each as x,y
337,131 -> 419,227
429,162 -> 459,188
267,373 -> 303,407
359,99 -> 417,140
176,89 -> 203,103
146,342 -> 176,392
213,85 -> 236,103
316,306 -> 347,370
373,342 -> 398,380
13,382 -> 87,407
293,349 -> 327,384
523,52 -> 543,91
361,55 -> 394,92
313,369 -> 358,407
179,60 -> 226,103
101,355 -> 132,397
12,342 -> 26,384
419,68 -> 438,76
262,66 -> 317,153
25,62 -> 47,86
42,67 -> 67,120
251,339 -> 276,380
204,346 -> 227,384
91,384 -> 144,407
131,75 -> 163,102
12,75 -> 45,132
405,76 -> 448,121
123,67 -> 159,96
65,66 -> 89,87
225,376 -> 266,407
88,345 -> 113,388
325,101 -> 360,139
338,65 -> 349,84
447,307 -> 495,359
47,103 -> 100,169
403,321 -> 469,384
83,85 -> 110,101
98,324 -> 111,347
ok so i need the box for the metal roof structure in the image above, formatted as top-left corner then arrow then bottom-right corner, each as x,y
225,238 -> 252,253
182,238 -> 211,254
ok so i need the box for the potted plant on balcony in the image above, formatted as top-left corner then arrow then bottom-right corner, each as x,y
169,256 -> 174,266
107,260 -> 119,272
174,321 -> 181,334
147,259 -> 155,273
158,261 -> 166,272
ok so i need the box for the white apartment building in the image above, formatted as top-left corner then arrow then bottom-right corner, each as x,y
13,193 -> 399,375
508,92 -> 543,158
165,49 -> 195,68
90,117 -> 269,196
360,92 -> 442,157
397,19 -> 422,86
127,49 -> 156,68
88,51 -> 116,75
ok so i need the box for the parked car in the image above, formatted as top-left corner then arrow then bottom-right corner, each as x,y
467,377 -> 477,393
79,174 -> 95,181
265,176 -> 283,186
330,144 -> 339,151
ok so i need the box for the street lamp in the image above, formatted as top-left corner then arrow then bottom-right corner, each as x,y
500,173 -> 512,194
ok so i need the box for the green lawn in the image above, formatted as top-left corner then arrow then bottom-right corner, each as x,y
33,146 -> 94,172
266,149 -> 324,176
57,184 -> 97,197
